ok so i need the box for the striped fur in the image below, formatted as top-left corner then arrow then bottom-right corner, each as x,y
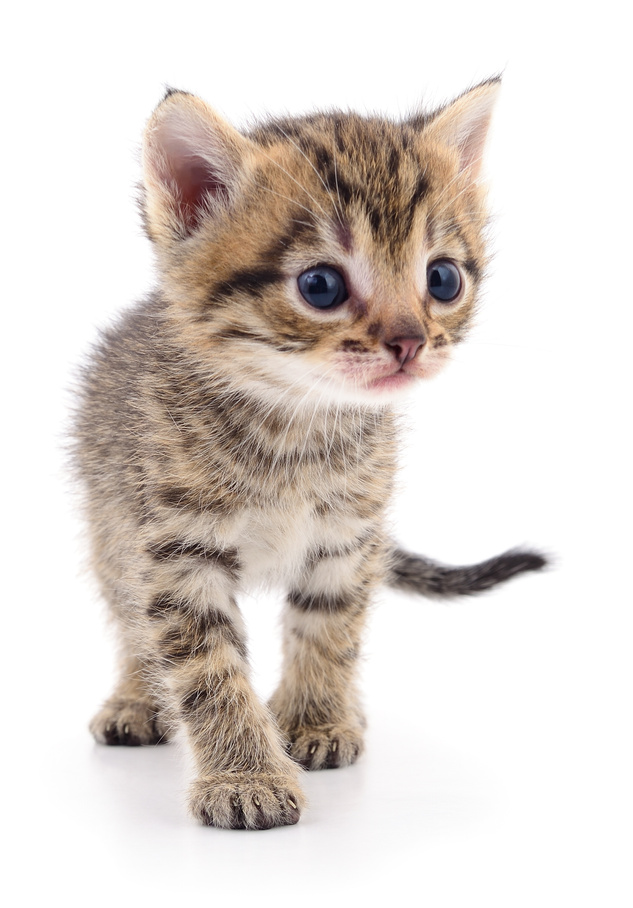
74,79 -> 545,830
389,548 -> 547,597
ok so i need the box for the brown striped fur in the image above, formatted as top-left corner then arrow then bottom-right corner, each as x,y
74,79 -> 545,830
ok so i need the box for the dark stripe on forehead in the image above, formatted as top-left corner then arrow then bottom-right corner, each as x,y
254,114 -> 432,257
388,144 -> 401,174
402,172 -> 430,238
319,163 -> 356,208
328,143 -> 429,253
312,144 -> 333,173
333,116 -> 347,154
259,216 -> 319,260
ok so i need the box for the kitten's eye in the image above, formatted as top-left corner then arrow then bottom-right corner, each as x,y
297,266 -> 348,310
427,260 -> 462,303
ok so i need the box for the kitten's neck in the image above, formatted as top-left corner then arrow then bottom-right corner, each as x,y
205,377 -> 395,446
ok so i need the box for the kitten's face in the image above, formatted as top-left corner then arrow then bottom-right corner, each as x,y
142,87 -> 495,409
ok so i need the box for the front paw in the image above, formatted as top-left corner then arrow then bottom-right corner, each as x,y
286,724 -> 364,770
189,771 -> 306,830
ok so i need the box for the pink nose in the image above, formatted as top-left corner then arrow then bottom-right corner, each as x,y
384,335 -> 426,365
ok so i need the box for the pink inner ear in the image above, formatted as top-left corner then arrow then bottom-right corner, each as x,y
170,155 -> 227,233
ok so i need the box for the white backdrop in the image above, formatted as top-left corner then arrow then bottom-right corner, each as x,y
3,2 -> 631,905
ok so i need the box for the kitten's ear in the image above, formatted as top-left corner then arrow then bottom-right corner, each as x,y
420,78 -> 500,180
142,89 -> 253,241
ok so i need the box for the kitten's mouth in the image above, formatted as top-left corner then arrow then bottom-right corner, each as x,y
338,350 -> 448,398
367,367 -> 416,393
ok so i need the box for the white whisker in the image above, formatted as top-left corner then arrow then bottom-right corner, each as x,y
271,123 -> 345,229
251,144 -> 336,228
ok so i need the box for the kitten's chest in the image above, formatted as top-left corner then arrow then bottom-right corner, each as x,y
212,492 -> 371,589
166,400 -> 397,587
224,502 -> 317,587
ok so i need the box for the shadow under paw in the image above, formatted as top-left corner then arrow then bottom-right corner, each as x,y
90,698 -> 170,746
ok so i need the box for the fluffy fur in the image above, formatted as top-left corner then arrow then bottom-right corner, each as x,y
74,79 -> 545,830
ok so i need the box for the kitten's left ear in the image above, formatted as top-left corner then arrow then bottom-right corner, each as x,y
419,77 -> 501,180
141,89 -> 255,243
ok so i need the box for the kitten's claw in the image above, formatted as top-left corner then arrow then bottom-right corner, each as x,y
189,772 -> 306,830
90,699 -> 170,746
285,725 -> 364,771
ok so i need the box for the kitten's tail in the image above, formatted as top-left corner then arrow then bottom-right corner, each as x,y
387,546 -> 547,598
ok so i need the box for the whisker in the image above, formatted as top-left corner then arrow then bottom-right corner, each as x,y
251,144 -> 336,228
248,178 -> 323,222
425,169 -> 472,218
272,123 -> 345,229
430,178 -> 484,226
426,169 -> 485,232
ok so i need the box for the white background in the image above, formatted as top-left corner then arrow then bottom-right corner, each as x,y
3,1 -> 631,905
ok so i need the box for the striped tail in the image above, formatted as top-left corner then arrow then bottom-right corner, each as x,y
388,547 -> 547,598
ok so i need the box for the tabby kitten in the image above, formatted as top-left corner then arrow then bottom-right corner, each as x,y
74,78 -> 544,830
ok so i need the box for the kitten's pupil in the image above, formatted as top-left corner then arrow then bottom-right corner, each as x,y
298,266 -> 348,310
427,260 -> 462,302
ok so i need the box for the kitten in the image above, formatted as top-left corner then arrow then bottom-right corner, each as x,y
74,78 -> 545,830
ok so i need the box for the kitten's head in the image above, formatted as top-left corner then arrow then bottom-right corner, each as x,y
141,80 -> 499,409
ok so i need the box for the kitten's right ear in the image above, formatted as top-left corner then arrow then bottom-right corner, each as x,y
415,77 -> 501,181
142,90 -> 254,242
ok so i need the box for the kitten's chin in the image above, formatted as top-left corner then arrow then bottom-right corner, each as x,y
329,371 -> 419,407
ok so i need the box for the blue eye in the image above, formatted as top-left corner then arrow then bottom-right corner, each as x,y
427,260 -> 462,303
297,266 -> 348,309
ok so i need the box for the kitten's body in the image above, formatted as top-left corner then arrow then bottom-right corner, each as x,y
74,81 -> 544,829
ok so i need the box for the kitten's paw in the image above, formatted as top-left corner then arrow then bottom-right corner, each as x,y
189,771 -> 306,830
286,725 -> 364,771
90,698 -> 170,746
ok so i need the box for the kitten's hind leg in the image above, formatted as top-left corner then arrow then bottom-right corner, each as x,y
90,649 -> 171,746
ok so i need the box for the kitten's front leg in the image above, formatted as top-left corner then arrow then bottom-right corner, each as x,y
270,531 -> 386,770
148,578 -> 305,829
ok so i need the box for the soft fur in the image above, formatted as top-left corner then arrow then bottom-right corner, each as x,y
74,78 -> 545,830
